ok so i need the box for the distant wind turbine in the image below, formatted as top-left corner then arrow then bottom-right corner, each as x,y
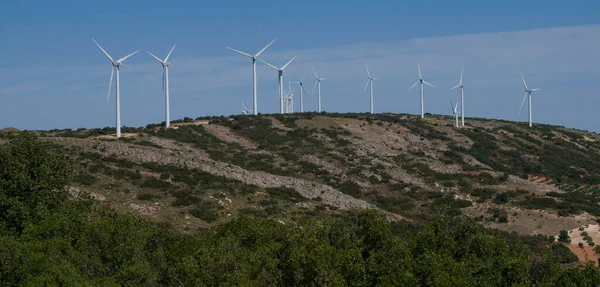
285,79 -> 294,113
450,66 -> 465,126
518,70 -> 541,127
148,44 -> 176,128
260,56 -> 297,114
292,73 -> 308,113
92,39 -> 138,139
312,67 -> 326,113
450,101 -> 460,128
363,64 -> 378,114
241,101 -> 253,115
407,62 -> 435,118
226,39 -> 276,115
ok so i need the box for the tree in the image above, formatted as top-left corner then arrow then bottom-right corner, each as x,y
558,230 -> 571,244
0,134 -> 72,234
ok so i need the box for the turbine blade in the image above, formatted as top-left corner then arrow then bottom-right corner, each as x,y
147,51 -> 164,64
301,83 -> 308,95
450,101 -> 454,113
301,72 -> 307,82
364,79 -> 370,93
518,92 -> 528,114
281,56 -> 297,70
312,81 -> 318,95
459,65 -> 464,85
254,38 -> 277,57
519,70 -> 529,91
164,44 -> 176,62
312,67 -> 319,79
365,64 -> 371,78
530,88 -> 541,92
417,61 -> 422,79
117,50 -> 139,63
92,39 -> 115,63
242,101 -> 247,110
423,80 -> 436,88
450,84 -> 461,91
455,102 -> 459,112
107,67 -> 114,102
259,59 -> 279,71
407,80 -> 419,92
226,47 -> 253,58
320,78 -> 326,81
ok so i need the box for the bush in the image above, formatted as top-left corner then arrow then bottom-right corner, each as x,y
558,230 -> 571,244
137,193 -> 159,201
339,181 -> 362,197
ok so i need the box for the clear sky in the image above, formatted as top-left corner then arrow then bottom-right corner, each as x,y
1,0 -> 599,131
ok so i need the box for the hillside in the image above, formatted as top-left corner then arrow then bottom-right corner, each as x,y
4,113 -> 600,284
9,113 -> 597,240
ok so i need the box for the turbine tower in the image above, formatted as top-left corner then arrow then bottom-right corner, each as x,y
312,67 -> 326,113
226,39 -> 276,115
450,101 -> 460,128
292,73 -> 308,113
363,64 -> 378,114
260,56 -> 297,114
450,66 -> 465,126
407,62 -> 435,118
518,70 -> 541,127
92,39 -> 138,139
148,44 -> 176,128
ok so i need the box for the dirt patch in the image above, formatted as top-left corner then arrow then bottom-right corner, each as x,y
268,117 -> 292,131
170,120 -> 209,128
93,133 -> 138,140
464,204 -> 595,236
566,245 -> 599,266
203,123 -> 258,149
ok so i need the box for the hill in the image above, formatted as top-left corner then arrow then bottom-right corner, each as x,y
3,113 -> 600,284
27,113 -> 600,234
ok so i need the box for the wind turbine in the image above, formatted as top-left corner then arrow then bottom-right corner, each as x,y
226,39 -> 276,115
312,67 -> 326,113
450,101 -> 460,128
292,73 -> 308,113
450,66 -> 465,126
518,70 -> 541,127
285,79 -> 295,113
407,62 -> 435,118
92,39 -> 138,139
148,44 -> 176,128
363,64 -> 378,114
241,101 -> 253,115
260,56 -> 297,114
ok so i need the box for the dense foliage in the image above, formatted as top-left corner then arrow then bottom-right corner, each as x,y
2,134 -> 600,286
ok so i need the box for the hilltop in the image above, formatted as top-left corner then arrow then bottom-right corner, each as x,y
9,113 -> 597,237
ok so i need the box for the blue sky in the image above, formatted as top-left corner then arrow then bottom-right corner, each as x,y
1,0 -> 599,131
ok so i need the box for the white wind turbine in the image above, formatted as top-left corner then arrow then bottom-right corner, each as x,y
292,73 -> 308,113
450,101 -> 460,128
285,79 -> 295,113
518,70 -> 541,127
363,64 -> 378,114
260,56 -> 297,114
450,66 -> 465,126
241,101 -> 253,115
148,45 -> 176,128
312,67 -> 326,113
92,39 -> 138,139
226,39 -> 276,115
407,62 -> 435,118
